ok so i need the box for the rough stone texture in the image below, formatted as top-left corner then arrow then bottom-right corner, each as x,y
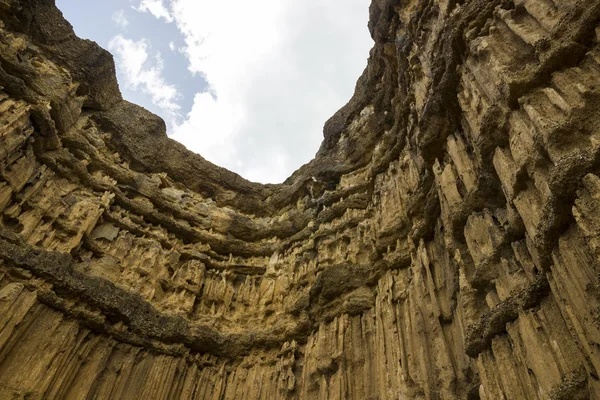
1,0 -> 600,398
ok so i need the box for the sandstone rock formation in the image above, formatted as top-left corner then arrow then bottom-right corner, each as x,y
1,0 -> 600,398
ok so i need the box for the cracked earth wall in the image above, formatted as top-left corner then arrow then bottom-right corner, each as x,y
1,0 -> 600,398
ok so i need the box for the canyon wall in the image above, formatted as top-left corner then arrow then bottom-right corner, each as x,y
1,0 -> 600,398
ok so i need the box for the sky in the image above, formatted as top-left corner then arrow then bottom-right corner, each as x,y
55,0 -> 373,183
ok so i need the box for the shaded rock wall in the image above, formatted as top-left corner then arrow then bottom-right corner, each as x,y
1,0 -> 600,398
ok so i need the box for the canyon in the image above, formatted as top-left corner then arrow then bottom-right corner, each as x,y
1,0 -> 600,398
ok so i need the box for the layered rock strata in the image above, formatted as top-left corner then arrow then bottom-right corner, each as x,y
1,0 -> 600,398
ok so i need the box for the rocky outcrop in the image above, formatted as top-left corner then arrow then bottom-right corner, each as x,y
1,0 -> 600,398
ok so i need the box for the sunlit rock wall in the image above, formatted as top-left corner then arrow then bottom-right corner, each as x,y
1,0 -> 600,398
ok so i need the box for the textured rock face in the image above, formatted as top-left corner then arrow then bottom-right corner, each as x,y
1,0 -> 600,398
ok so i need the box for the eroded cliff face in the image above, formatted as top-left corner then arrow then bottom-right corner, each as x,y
0,0 -> 600,398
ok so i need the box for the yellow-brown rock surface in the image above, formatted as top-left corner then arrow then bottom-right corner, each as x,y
1,0 -> 600,398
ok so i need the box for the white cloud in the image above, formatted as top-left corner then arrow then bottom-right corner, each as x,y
128,0 -> 372,183
168,41 -> 175,51
170,92 -> 242,169
108,35 -> 181,121
112,9 -> 129,29
133,0 -> 173,22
